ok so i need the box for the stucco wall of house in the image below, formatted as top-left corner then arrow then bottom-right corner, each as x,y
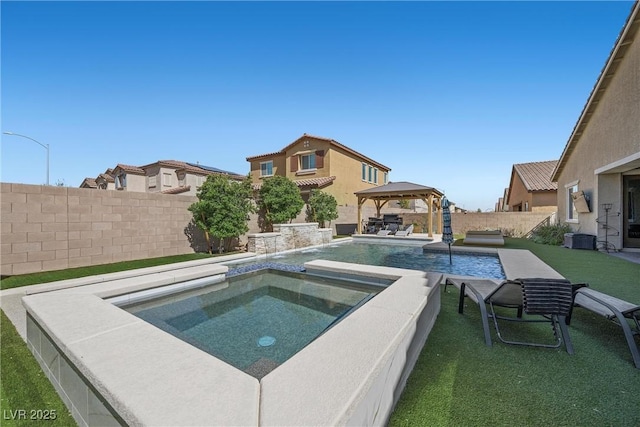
125,174 -> 147,193
249,154 -> 286,182
531,191 -> 557,209
556,24 -> 640,238
328,144 -> 389,208
1,183 -> 205,276
507,174 -> 532,211
285,139 -> 332,180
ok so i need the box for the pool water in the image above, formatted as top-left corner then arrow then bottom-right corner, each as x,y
231,242 -> 505,279
122,270 -> 380,379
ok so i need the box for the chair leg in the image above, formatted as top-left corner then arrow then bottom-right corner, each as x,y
458,283 -> 466,314
616,315 -> 640,369
478,302 -> 493,347
557,315 -> 574,355
458,282 -> 492,346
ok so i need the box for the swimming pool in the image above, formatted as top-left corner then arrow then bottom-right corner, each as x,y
229,241 -> 506,279
120,269 -> 381,379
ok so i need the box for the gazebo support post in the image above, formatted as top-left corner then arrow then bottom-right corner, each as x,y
357,196 -> 366,234
428,194 -> 434,237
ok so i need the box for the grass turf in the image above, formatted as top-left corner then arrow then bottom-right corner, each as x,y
389,238 -> 640,426
0,253 -> 218,291
0,311 -> 76,427
1,239 -> 638,426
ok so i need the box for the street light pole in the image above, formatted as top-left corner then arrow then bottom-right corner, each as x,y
3,131 -> 50,185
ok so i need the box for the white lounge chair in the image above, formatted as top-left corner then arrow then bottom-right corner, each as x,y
395,224 -> 414,237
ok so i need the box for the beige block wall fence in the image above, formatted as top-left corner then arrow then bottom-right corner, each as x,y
1,183 -> 206,277
1,183 -> 554,276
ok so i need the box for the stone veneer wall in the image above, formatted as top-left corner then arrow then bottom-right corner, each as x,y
247,223 -> 333,255
1,183 -> 206,276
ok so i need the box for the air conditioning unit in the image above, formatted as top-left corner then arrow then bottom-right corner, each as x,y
563,233 -> 596,250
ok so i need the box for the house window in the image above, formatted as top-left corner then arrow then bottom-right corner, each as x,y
177,172 -> 186,187
567,183 -> 579,221
368,166 -> 373,183
362,163 -> 367,181
373,168 -> 378,184
301,153 -> 316,170
163,173 -> 172,187
260,161 -> 273,177
115,173 -> 126,189
384,172 -> 389,184
148,175 -> 157,189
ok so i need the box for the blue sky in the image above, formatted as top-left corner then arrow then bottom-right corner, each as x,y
1,1 -> 635,211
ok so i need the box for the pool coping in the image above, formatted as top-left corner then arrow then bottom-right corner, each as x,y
21,259 -> 443,426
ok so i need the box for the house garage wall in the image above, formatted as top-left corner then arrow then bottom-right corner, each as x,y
1,183 -> 206,276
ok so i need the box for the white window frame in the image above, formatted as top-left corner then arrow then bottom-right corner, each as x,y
260,161 -> 273,177
361,163 -> 367,181
566,180 -> 579,223
148,175 -> 157,189
373,168 -> 378,184
300,153 -> 316,171
384,172 -> 389,184
368,166 -> 373,183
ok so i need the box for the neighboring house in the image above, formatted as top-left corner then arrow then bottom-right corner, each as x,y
81,160 -> 245,196
506,160 -> 558,213
246,133 -> 391,206
80,168 -> 115,190
495,188 -> 509,212
552,2 -> 640,251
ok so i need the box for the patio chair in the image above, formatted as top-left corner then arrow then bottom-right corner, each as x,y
377,223 -> 399,236
568,287 -> 640,369
454,277 -> 575,354
395,224 -> 414,237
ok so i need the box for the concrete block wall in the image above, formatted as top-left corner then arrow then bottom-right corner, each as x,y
1,183 -> 206,276
399,211 -> 554,237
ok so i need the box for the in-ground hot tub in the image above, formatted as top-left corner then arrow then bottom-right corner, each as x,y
22,260 -> 442,426
114,269 -> 383,379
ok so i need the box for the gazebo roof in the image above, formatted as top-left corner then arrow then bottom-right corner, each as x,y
354,181 -> 443,200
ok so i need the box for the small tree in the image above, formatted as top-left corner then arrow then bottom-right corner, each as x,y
398,199 -> 410,209
188,174 -> 255,254
258,175 -> 304,231
306,189 -> 338,228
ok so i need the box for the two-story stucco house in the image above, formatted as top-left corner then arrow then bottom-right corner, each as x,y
246,134 -> 391,207
552,2 -> 640,251
81,160 -> 245,196
506,160 -> 558,213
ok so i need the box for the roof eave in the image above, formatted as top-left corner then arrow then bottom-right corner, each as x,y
552,2 -> 640,182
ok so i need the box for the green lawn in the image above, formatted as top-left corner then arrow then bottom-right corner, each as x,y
389,238 -> 640,426
1,239 -> 639,426
0,253 -> 217,291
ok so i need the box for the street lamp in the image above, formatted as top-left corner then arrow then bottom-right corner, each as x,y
3,131 -> 50,185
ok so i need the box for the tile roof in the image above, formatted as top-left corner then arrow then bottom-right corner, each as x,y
114,163 -> 145,174
513,160 -> 558,192
80,178 -> 97,188
252,176 -> 336,190
161,185 -> 192,194
246,133 -> 391,171
96,173 -> 115,183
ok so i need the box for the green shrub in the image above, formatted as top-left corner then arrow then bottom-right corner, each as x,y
530,223 -> 573,246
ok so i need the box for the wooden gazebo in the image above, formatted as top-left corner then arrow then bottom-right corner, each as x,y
354,181 -> 444,236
